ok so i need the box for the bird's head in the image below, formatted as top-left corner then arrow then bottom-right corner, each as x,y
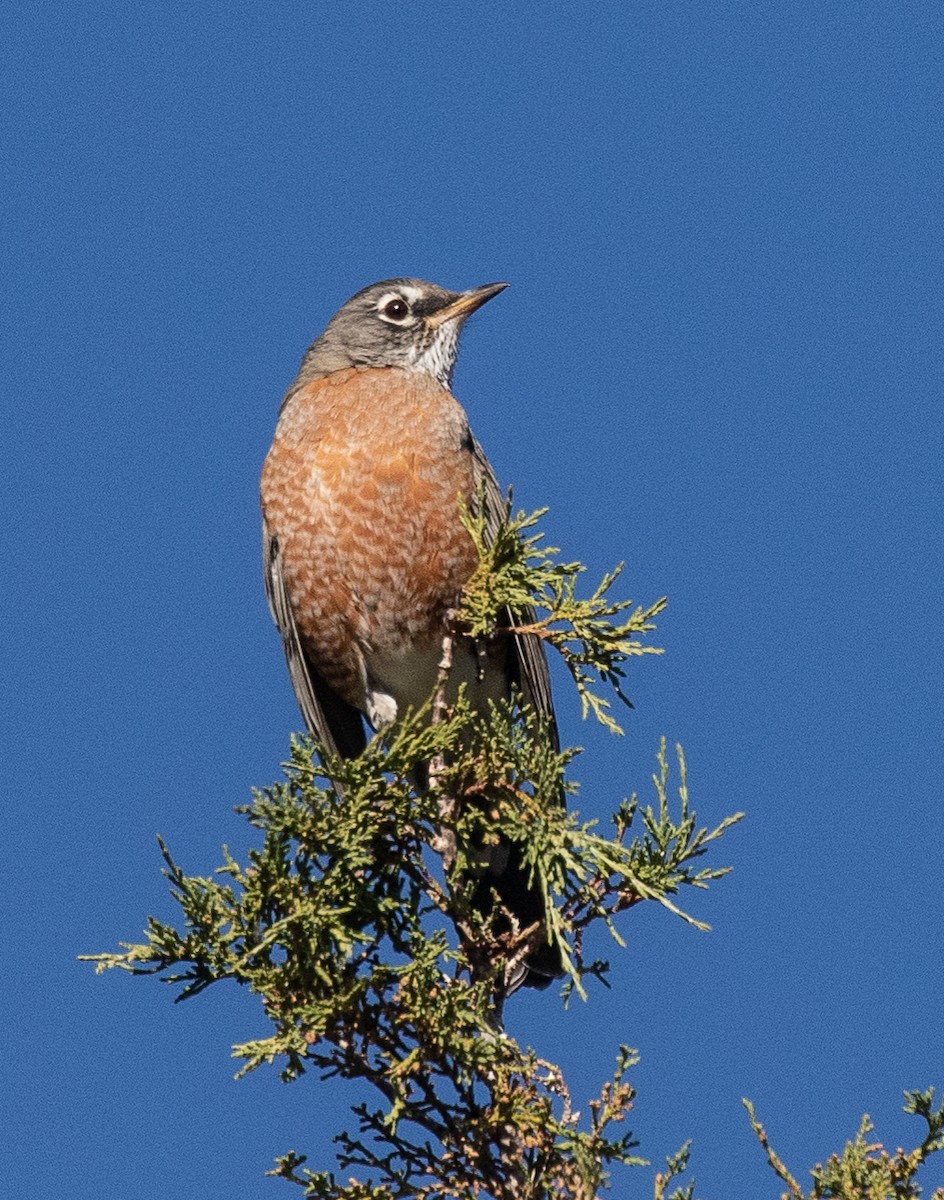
297,278 -> 508,389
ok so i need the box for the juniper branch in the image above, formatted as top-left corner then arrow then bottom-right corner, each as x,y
460,497 -> 666,734
745,1090 -> 944,1200
83,502 -> 742,1198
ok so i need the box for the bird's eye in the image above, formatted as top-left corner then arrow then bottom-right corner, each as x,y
381,297 -> 410,321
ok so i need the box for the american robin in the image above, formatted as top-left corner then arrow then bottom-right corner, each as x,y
260,278 -> 562,990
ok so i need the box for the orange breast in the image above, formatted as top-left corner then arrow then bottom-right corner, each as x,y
260,366 -> 480,709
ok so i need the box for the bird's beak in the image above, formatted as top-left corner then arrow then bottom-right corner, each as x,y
425,281 -> 509,329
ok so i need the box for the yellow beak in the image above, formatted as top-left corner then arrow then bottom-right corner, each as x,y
425,282 -> 509,329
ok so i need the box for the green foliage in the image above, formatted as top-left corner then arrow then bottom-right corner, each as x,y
86,501 -> 743,1197
461,499 -> 666,733
653,1143 -> 696,1200
85,499 -> 941,1197
87,716 -> 728,1197
745,1091 -> 944,1200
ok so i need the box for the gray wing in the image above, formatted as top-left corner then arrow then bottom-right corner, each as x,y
468,436 -> 560,753
262,517 -> 368,760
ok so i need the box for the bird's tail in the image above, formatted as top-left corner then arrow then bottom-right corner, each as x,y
473,838 -> 564,995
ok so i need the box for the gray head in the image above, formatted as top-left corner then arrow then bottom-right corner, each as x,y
294,278 -> 508,391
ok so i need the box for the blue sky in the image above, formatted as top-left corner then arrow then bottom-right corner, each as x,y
4,3 -> 942,1196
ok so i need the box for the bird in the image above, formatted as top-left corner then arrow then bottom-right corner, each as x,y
260,278 -> 562,992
